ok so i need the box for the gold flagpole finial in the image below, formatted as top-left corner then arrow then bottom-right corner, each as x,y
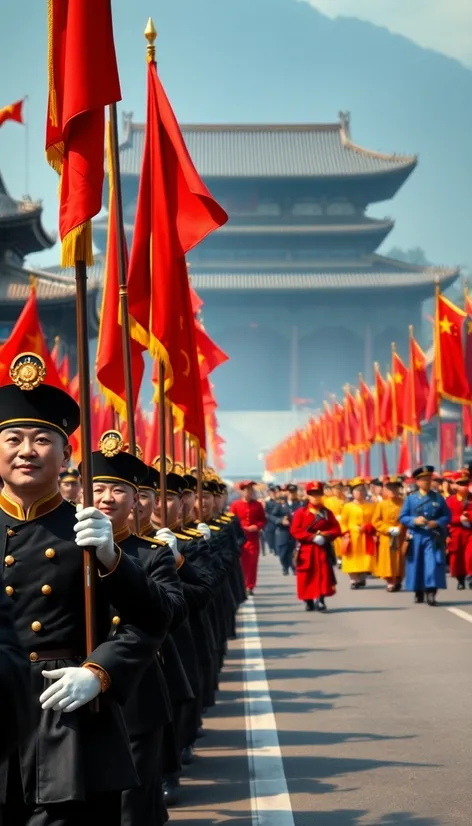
145,17 -> 157,63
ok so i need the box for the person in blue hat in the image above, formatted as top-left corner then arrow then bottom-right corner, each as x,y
399,465 -> 451,605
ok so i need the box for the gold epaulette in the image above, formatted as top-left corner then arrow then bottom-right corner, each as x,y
209,524 -> 221,532
173,532 -> 192,541
219,515 -> 231,522
184,528 -> 203,537
137,534 -> 167,547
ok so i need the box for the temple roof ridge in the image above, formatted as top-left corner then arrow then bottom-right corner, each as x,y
117,113 -> 417,180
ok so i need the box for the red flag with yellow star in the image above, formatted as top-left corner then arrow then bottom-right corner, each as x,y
0,281 -> 63,388
359,375 -> 375,444
403,327 -> 429,433
391,347 -> 409,433
435,290 -> 470,404
0,99 -> 24,128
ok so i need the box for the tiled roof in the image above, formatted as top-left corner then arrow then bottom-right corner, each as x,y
217,220 -> 394,235
0,173 -> 43,220
189,267 -> 458,292
119,118 -> 417,179
1,264 -> 97,302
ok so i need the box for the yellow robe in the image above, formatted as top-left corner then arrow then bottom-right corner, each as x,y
372,497 -> 405,580
323,495 -> 345,559
340,500 -> 376,574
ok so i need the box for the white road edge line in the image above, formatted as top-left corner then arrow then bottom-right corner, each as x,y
241,597 -> 296,826
446,606 -> 472,624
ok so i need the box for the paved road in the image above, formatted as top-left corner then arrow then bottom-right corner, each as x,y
173,553 -> 472,826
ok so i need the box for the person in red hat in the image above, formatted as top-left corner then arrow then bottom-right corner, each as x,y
446,470 -> 472,589
230,481 -> 266,594
290,482 -> 341,611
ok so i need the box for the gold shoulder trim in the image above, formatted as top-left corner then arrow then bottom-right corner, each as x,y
137,534 -> 167,546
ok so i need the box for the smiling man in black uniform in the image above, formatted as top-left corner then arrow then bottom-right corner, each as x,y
0,353 -> 168,826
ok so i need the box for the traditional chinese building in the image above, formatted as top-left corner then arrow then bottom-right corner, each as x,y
0,172 -> 99,371
92,112 -> 458,475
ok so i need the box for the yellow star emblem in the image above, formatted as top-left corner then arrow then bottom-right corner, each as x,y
394,372 -> 403,384
439,316 -> 453,335
414,359 -> 424,370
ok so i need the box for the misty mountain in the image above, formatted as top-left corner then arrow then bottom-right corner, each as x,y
112,0 -> 472,269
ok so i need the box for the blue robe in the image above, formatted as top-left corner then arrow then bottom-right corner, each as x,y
399,490 -> 451,591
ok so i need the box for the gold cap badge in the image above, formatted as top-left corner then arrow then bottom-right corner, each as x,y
99,430 -> 125,458
9,353 -> 46,391
173,461 -> 185,475
152,455 -> 173,473
135,445 -> 144,460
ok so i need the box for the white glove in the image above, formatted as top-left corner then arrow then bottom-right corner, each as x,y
389,527 -> 400,537
197,522 -> 211,540
74,505 -> 116,569
313,535 -> 326,546
40,667 -> 101,713
462,520 -> 471,529
155,528 -> 178,559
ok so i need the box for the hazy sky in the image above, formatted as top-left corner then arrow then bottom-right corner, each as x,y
306,0 -> 472,67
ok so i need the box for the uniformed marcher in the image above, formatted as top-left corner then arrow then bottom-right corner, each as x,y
271,483 -> 303,575
400,465 -> 451,605
0,353 -> 163,826
58,466 -> 81,503
85,436 -> 185,826
264,485 -> 279,554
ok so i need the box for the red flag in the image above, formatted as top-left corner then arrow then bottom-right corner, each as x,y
0,282 -> 63,389
381,373 -> 395,442
344,388 -> 359,452
397,432 -> 411,475
59,354 -> 70,388
46,0 -> 121,266
50,336 -> 61,368
190,287 -> 204,314
392,348 -> 409,433
195,322 -> 229,379
464,292 -> 472,392
359,375 -> 375,444
435,291 -> 470,404
0,99 -> 24,128
440,423 -> 456,465
126,54 -> 227,448
96,122 -> 144,418
374,364 -> 387,442
403,327 -> 429,433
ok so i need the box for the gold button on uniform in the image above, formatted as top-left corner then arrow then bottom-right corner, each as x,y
31,621 -> 42,633
29,652 -> 39,662
7,529 -> 15,537
5,586 -> 14,596
4,555 -> 15,567
41,584 -> 52,596
112,616 -> 121,626
45,548 -> 56,559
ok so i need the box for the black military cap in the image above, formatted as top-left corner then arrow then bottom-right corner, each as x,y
412,465 -> 435,480
59,467 -> 81,482
81,431 -> 148,490
286,484 -> 298,493
156,471 -> 186,496
183,473 -> 197,493
203,478 -> 219,495
140,465 -> 160,492
0,353 -> 80,440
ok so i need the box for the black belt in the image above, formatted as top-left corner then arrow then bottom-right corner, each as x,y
29,648 -> 83,663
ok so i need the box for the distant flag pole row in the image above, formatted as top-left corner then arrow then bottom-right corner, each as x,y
265,283 -> 472,478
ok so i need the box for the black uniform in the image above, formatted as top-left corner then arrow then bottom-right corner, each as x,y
116,532 -> 186,826
0,587 -> 32,762
0,492 -> 161,825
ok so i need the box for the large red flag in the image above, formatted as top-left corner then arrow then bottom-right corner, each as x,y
381,373 -> 395,442
126,54 -> 227,448
0,282 -> 63,389
96,122 -> 144,418
397,432 -> 411,475
435,291 -> 470,404
403,327 -> 429,433
374,363 -> 387,442
464,292 -> 472,392
0,99 -> 24,128
46,0 -> 121,266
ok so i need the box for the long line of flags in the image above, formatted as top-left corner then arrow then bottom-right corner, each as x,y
265,288 -> 472,476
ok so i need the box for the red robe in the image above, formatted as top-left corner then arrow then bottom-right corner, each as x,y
230,498 -> 266,590
290,505 -> 341,601
446,493 -> 472,578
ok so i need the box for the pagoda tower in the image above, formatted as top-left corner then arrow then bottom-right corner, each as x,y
92,112 -> 459,474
